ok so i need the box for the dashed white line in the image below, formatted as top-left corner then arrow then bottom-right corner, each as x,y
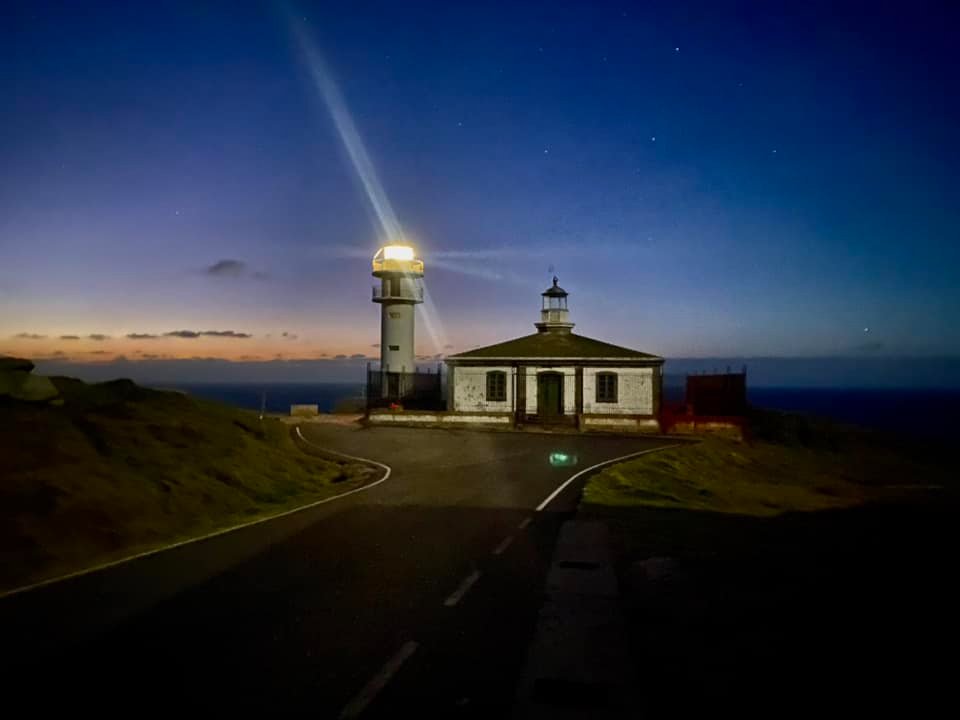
339,640 -> 419,719
517,517 -> 532,531
443,570 -> 482,607
535,444 -> 683,512
492,535 -> 515,556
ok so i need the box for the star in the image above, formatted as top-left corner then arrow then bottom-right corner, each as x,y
543,148 -> 549,154
651,136 -> 656,142
864,327 -> 870,333
457,121 -> 463,127
772,149 -> 777,154
675,47 -> 680,52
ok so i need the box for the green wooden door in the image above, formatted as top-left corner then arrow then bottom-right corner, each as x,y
537,372 -> 563,420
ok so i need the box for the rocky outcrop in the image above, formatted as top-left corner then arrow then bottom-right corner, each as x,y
0,356 -> 61,403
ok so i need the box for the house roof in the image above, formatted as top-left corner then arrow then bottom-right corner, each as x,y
447,332 -> 663,362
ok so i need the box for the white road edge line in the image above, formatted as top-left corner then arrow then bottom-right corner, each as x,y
444,570 -> 482,607
0,426 -> 392,601
492,535 -> 515,556
535,443 -> 682,513
517,517 -> 532,531
339,640 -> 419,719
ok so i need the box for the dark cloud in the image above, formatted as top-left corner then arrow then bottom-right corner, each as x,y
350,353 -> 366,359
202,330 -> 252,338
856,341 -> 886,353
205,259 -> 268,281
281,332 -> 298,340
334,354 -> 347,359
444,344 -> 455,349
126,333 -> 159,339
205,259 -> 246,277
371,343 -> 380,348
86,350 -> 109,355
60,335 -> 80,340
14,333 -> 46,339
88,334 -> 110,341
165,330 -> 252,339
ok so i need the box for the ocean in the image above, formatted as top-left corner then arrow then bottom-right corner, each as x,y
164,382 -> 960,440
159,383 -> 365,414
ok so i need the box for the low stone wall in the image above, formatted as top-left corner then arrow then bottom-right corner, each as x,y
290,404 -> 319,417
580,416 -> 661,434
367,411 -> 512,428
667,419 -> 743,440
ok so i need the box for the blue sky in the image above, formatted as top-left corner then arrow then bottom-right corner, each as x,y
2,1 -> 958,380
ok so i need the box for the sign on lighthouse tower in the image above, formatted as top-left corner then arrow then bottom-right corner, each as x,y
372,244 -> 424,396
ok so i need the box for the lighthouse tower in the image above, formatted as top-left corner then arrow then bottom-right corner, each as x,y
372,244 -> 424,394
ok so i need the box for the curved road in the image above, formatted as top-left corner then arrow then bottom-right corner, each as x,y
1,425 -> 673,715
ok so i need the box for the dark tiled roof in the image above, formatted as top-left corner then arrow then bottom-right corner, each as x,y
542,276 -> 568,297
447,332 -> 662,361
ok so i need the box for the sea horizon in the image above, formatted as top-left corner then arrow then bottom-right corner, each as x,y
161,381 -> 960,440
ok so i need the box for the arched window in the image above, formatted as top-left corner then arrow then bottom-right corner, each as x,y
596,372 -> 618,403
486,371 -> 507,402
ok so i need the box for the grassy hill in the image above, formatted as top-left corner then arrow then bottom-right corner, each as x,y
579,412 -> 956,714
0,375 -> 371,593
585,408 -> 952,516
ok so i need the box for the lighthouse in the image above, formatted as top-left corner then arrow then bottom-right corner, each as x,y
372,244 -> 424,395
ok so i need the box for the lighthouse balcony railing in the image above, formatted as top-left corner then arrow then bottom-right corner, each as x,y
371,258 -> 424,275
372,285 -> 424,302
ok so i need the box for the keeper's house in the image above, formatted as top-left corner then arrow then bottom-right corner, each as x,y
445,278 -> 664,433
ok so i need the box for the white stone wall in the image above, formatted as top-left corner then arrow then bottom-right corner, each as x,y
369,412 -> 511,426
582,366 -> 654,415
451,364 -> 655,417
452,365 -> 514,412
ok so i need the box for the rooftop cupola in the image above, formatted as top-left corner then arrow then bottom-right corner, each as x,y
535,276 -> 575,334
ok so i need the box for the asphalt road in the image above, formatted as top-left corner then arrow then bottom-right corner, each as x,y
1,425 -> 673,715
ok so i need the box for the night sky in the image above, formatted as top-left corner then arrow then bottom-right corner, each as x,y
2,1 -> 958,380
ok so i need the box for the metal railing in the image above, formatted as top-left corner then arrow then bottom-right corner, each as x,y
366,366 -> 444,410
372,285 -> 424,302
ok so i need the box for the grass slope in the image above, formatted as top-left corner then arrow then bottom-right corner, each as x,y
578,410 -> 956,714
0,377 -> 369,592
585,410 -> 950,516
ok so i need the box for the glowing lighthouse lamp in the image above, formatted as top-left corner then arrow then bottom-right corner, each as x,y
372,243 -> 424,397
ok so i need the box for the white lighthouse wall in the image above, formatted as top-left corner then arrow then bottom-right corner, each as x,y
582,366 -> 654,415
452,366 -> 514,412
380,303 -> 415,373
